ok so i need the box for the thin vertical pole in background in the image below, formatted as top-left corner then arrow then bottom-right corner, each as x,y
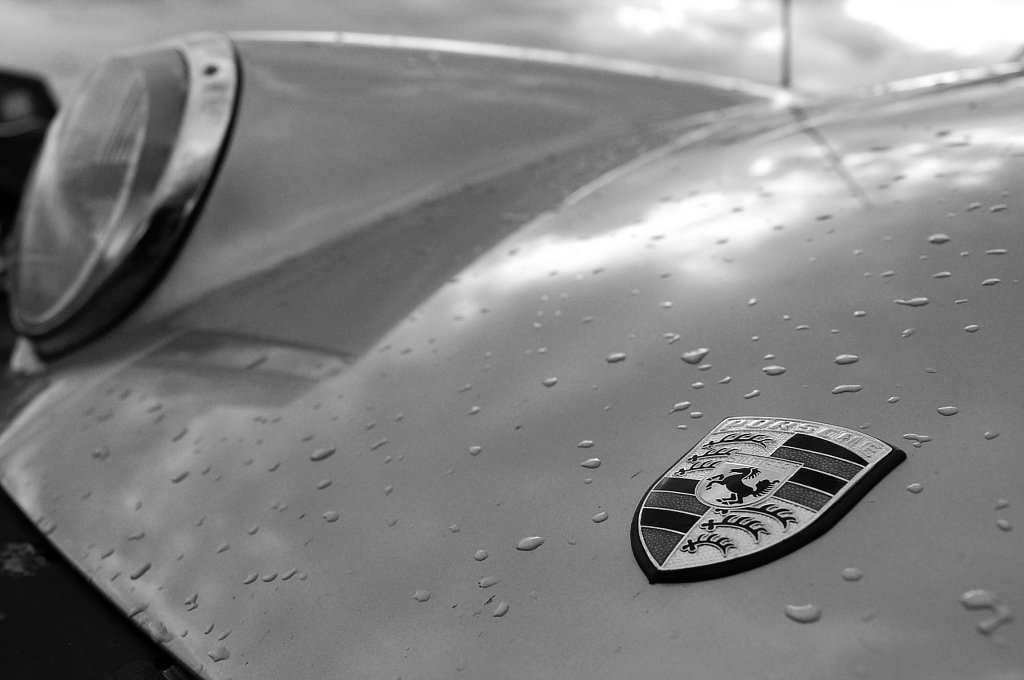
780,0 -> 793,89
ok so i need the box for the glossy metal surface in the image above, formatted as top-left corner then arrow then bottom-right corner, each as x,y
3,67 -> 1024,679
134,36 -> 762,321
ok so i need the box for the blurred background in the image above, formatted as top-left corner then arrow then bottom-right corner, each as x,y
2,0 -> 1023,100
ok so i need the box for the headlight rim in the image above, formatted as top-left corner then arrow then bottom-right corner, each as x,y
8,32 -> 238,354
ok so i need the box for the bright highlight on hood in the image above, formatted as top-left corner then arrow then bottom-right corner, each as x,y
616,0 -> 742,34
845,0 -> 1024,55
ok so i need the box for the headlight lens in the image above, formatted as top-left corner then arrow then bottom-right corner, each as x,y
17,56 -> 169,324
8,34 -> 236,352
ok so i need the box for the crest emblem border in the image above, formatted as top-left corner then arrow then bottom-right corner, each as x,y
631,416 -> 906,583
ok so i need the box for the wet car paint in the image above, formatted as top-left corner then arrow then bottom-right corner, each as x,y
133,37 -> 767,322
3,48 -> 1024,680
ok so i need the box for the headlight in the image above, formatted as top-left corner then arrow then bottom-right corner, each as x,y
8,33 -> 236,355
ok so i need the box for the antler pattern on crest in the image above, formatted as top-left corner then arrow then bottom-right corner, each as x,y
680,533 -> 735,556
700,514 -> 769,540
683,459 -> 721,473
724,503 -> 797,528
703,432 -> 774,450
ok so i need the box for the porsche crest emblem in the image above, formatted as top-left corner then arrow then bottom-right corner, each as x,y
631,417 -> 905,582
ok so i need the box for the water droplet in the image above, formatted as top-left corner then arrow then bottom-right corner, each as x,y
580,458 -> 601,469
763,365 -> 786,376
901,328 -> 916,339
606,352 -> 627,363
996,519 -> 1012,532
384,485 -> 394,495
413,589 -> 431,602
887,396 -> 900,403
478,575 -> 500,588
243,573 -> 258,584
474,549 -> 489,561
996,498 -> 1010,509
576,440 -> 595,448
449,524 -> 460,533
986,248 -> 1008,255
458,383 -> 472,393
965,324 -> 980,333
216,543 -> 230,553
542,377 -> 558,387
894,297 -> 929,307
317,479 -> 332,489
592,511 -> 609,523
320,510 -> 341,523
906,483 -> 924,494
937,406 -> 959,416
785,603 -> 822,623
690,411 -> 704,418
841,567 -> 863,582
680,348 -> 710,365
989,204 -> 1007,212
516,536 -> 545,551
961,589 -> 997,607
984,431 -> 1000,440
743,390 -> 761,399
982,278 -> 1001,286
468,406 -> 481,415
281,568 -> 298,580
903,434 -> 932,447
493,601 -> 510,617
262,572 -> 278,582
128,530 -> 145,541
832,384 -> 863,394
927,234 -> 950,244
717,375 -> 731,383
854,310 -> 866,317
91,447 -> 110,461
129,562 -> 152,580
468,445 -> 482,456
209,646 -> 230,662
310,447 -> 336,461
834,354 -> 859,365
670,401 -> 691,413
371,438 -> 388,451
145,620 -> 174,643
960,589 -> 1013,634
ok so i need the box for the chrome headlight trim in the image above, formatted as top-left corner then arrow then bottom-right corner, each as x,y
8,33 -> 237,353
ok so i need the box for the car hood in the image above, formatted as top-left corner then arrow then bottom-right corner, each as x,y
3,70 -> 1024,678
